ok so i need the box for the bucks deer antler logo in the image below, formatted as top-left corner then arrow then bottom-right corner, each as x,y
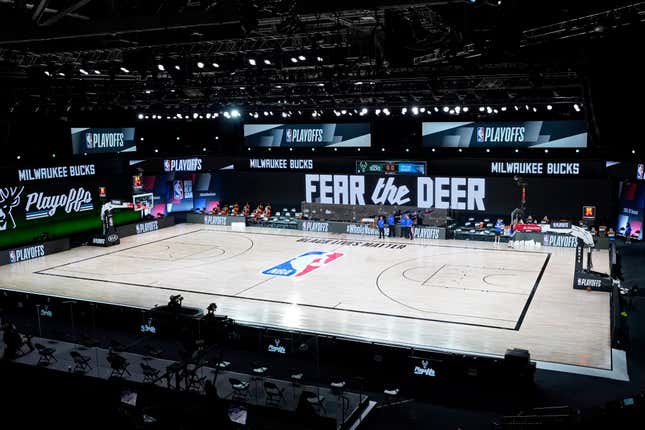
0,187 -> 24,231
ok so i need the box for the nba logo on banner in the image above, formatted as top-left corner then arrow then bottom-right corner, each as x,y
9,250 -> 16,263
476,127 -> 485,143
163,160 -> 171,172
173,181 -> 184,199
85,133 -> 93,149
263,251 -> 344,277
285,129 -> 293,143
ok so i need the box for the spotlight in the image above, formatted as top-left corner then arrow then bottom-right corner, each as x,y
501,106 -> 507,111
248,59 -> 257,66
317,83 -> 325,87
431,148 -> 436,152
264,59 -> 271,65
632,149 -> 636,154
94,70 -> 101,75
174,65 -> 180,70
442,106 -> 449,113
360,107 -> 368,116
158,64 -> 165,71
383,108 -> 390,116
454,106 -> 461,114
120,67 -> 129,73
197,62 -> 204,69
193,113 -> 199,119
544,149 -> 549,153
206,113 -> 211,119
486,106 -> 492,113
79,69 -> 88,75
176,113 -> 183,119
17,155 -> 21,160
479,106 -> 485,112
515,149 -> 519,153
58,72 -> 65,77
525,105 -> 530,110
411,107 -> 419,115
44,71 -> 50,76
223,111 -> 231,119
290,57 -> 298,63
547,104 -> 553,110
420,107 -> 426,113
154,149 -> 159,153
282,112 -> 288,118
231,109 -> 240,118
354,81 -> 363,86
486,149 -> 490,153
137,113 -> 144,120
463,107 -> 469,112
298,55 -> 306,61
434,107 -> 439,112
212,62 -> 220,68
514,105 -> 519,111
574,103 -> 581,112
316,56 -> 323,62
401,107 -> 407,114
341,109 -> 347,115
264,111 -> 269,116
375,109 -> 381,115
334,110 -> 340,117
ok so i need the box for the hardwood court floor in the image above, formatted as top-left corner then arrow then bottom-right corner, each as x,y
0,224 -> 611,369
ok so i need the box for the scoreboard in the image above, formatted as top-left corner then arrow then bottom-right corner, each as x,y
356,160 -> 426,175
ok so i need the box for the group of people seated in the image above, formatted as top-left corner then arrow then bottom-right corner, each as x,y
196,202 -> 272,220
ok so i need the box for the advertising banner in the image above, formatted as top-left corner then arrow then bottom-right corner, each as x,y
422,121 -> 587,148
71,128 -> 136,154
0,237 -> 70,266
244,123 -> 371,147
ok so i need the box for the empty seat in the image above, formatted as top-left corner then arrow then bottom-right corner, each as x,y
229,378 -> 250,401
70,351 -> 91,372
264,381 -> 285,406
34,343 -> 56,366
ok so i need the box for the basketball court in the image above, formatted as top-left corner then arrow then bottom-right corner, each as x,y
0,224 -> 612,371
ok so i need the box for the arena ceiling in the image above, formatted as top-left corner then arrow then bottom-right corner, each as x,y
0,0 -> 643,116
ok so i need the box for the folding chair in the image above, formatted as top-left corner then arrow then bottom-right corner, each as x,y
264,381 -> 285,406
229,378 -> 250,401
141,362 -> 160,384
302,390 -> 326,415
70,351 -> 91,372
34,343 -> 56,366
107,352 -> 131,378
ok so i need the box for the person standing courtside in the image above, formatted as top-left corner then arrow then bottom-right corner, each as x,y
494,218 -> 504,244
377,216 -> 385,239
387,213 -> 395,237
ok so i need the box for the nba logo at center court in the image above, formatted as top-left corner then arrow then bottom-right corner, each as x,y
476,127 -> 485,143
263,251 -> 344,277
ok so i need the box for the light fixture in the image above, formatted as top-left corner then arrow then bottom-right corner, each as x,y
138,113 -> 144,120
79,69 -> 88,75
58,72 -> 65,77
547,104 -> 553,110
197,62 -> 204,69
264,59 -> 271,65
158,64 -> 165,71
514,148 -> 519,153
44,71 -> 50,76
212,62 -> 220,68
479,106 -> 485,112
401,107 -> 407,114
411,107 -> 419,115
442,106 -> 449,113
290,57 -> 298,63
463,107 -> 469,112
298,55 -> 306,61
94,70 -> 101,75
574,103 -> 581,112
316,56 -> 323,62
501,106 -> 507,111
383,108 -> 390,116
174,65 -> 180,70
544,149 -> 549,153
120,67 -> 129,73
248,59 -> 257,66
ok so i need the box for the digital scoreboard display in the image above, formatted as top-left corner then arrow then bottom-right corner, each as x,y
356,160 -> 426,175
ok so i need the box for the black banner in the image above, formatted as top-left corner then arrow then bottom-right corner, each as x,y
422,121 -> 587,148
0,237 -> 70,266
244,123 -> 371,147
71,128 -> 136,154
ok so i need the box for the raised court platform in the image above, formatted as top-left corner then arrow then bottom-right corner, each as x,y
0,224 -> 612,371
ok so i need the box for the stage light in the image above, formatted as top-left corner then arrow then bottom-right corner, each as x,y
154,149 -> 159,153
193,113 -> 199,119
203,147 -> 207,152
442,106 -> 449,113
501,106 -> 507,111
458,148 -> 462,152
525,104 -> 530,110
375,109 -> 381,115
176,113 -> 183,119
253,112 -> 259,118
58,72 -> 65,76
486,106 -> 492,113
401,107 -> 407,114
264,111 -> 269,116
231,109 -> 240,118
486,148 -> 490,153
354,81 -> 363,86
547,104 -> 553,110
532,107 -> 537,112
290,57 -> 298,63
213,113 -> 219,118
360,108 -> 368,116
298,55 -> 306,61
52,153 -> 56,158
463,107 -> 469,112
206,113 -> 211,119
544,149 -> 549,153
94,70 -> 101,75
515,148 -> 519,153
264,59 -> 271,65
223,111 -> 231,119
493,109 -> 499,114
341,109 -> 347,115
248,59 -> 257,66
120,67 -> 129,73
44,71 -> 50,76
16,155 -> 21,160
479,106 -> 485,112
197,62 -> 204,69
420,107 -> 426,113
514,105 -> 519,111
381,148 -> 385,152
212,62 -> 220,68
411,107 -> 419,115
174,65 -> 180,70
79,68 -> 88,75
316,56 -> 323,62
431,148 -> 436,152
576,149 -> 580,153
574,103 -> 581,112
282,112 -> 288,118
317,83 -> 325,87
383,108 -> 390,116
334,148 -> 338,152
151,114 -> 156,119
454,106 -> 461,114
406,148 -> 410,153
632,149 -> 636,154
137,113 -> 144,120
158,64 -> 165,71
